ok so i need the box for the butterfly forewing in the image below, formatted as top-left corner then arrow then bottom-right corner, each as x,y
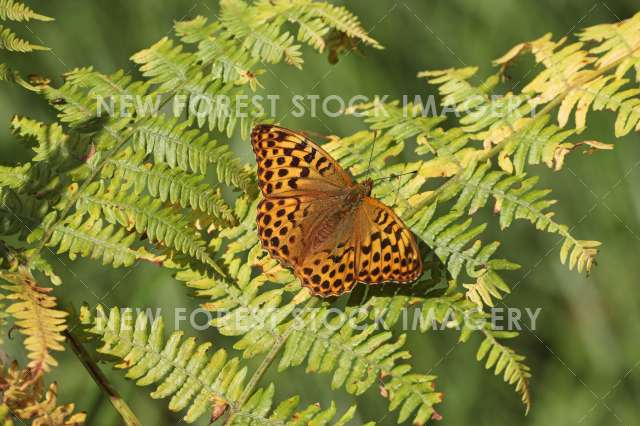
252,124 -> 423,297
251,124 -> 352,198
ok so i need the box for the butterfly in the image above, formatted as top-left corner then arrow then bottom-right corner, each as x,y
251,124 -> 423,297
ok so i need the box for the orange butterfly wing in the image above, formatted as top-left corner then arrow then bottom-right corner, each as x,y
252,124 -> 423,297
354,197 -> 423,285
252,124 -> 352,198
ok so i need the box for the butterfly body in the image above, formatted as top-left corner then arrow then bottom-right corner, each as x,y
306,178 -> 371,251
251,124 -> 423,297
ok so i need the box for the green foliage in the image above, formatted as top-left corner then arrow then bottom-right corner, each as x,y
80,305 -> 363,425
0,24 -> 46,52
1,1 -> 639,425
0,0 -> 52,82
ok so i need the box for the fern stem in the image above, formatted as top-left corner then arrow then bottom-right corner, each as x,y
225,297 -> 320,424
64,329 -> 142,426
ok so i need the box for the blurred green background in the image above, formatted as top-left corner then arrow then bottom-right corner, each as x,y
2,1 -> 640,425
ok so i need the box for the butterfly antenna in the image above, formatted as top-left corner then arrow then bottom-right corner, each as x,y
366,130 -> 378,178
371,171 -> 418,182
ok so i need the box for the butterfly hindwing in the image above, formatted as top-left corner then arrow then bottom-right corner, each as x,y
294,211 -> 359,297
355,197 -> 423,284
257,194 -> 341,269
251,124 -> 353,197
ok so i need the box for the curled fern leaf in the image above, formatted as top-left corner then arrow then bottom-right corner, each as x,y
0,360 -> 86,424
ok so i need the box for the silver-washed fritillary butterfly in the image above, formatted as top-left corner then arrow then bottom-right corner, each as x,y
251,124 -> 423,297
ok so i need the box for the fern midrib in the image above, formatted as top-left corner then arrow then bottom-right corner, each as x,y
52,221 -> 138,257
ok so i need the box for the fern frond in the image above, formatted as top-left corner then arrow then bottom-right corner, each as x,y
494,15 -> 640,137
132,116 -> 255,192
75,181 -> 223,268
0,0 -> 52,22
129,37 -> 194,93
175,17 -> 258,84
0,24 -> 47,51
130,37 -> 257,136
407,283 -> 532,412
277,306 -> 443,424
79,305 -> 363,425
219,0 -> 303,68
102,151 -> 236,224
0,360 -> 86,424
297,1 -> 382,49
560,238 -> 600,273
206,292 -> 443,424
580,12 -> 640,80
253,0 -> 382,52
0,267 -> 66,375
476,331 -> 532,413
44,213 -> 141,268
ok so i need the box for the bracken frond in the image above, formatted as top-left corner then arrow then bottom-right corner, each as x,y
102,149 -> 236,224
0,24 -> 47,51
414,283 -> 532,413
0,267 -> 66,375
476,331 -> 532,413
79,305 -> 367,425
219,0 -> 303,68
132,115 -> 255,193
44,213 -> 141,268
75,181 -> 221,269
0,360 -> 86,425
0,0 -> 52,22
